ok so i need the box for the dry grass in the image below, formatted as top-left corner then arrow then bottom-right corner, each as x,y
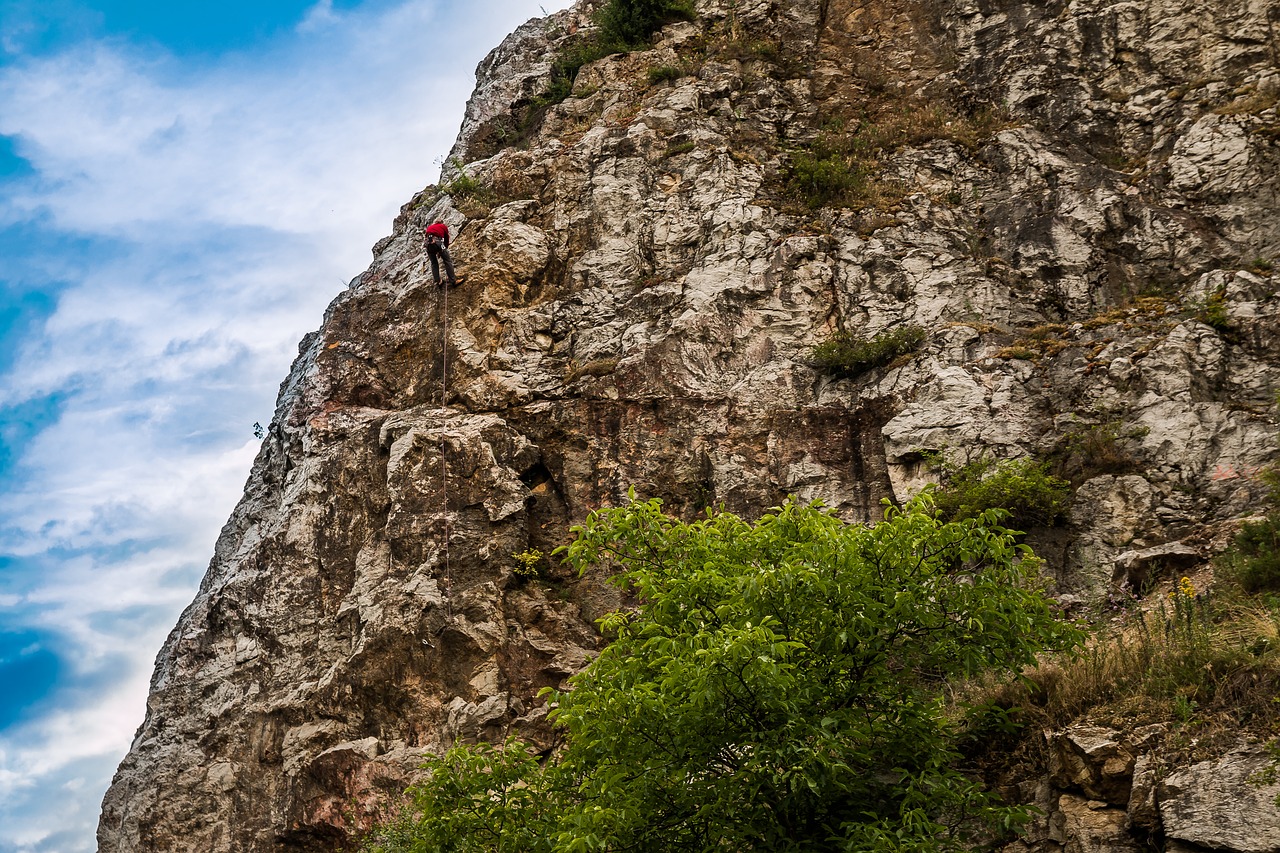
564,358 -> 619,383
1214,88 -> 1280,116
951,589 -> 1280,763
780,97 -> 1013,212
995,345 -> 1038,361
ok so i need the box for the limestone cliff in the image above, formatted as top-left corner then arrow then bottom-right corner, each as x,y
99,0 -> 1280,850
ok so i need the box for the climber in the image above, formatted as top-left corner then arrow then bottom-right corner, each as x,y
425,221 -> 462,288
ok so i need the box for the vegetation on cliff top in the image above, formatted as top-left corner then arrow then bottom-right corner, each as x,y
529,0 -> 695,119
364,496 -> 1081,853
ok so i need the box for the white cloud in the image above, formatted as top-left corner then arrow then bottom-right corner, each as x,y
298,0 -> 341,33
0,1 -> 571,850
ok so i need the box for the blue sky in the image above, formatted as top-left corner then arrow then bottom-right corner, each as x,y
0,1 -> 568,850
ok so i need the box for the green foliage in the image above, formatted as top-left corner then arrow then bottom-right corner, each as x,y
364,737 -> 560,853
1220,514 -> 1280,593
513,549 -> 544,579
366,496 -> 1082,853
932,458 -> 1072,531
646,64 -> 684,85
787,139 -> 868,208
510,0 -> 695,143
1194,285 -> 1233,331
514,37 -> 614,133
995,345 -> 1037,361
1047,419 -> 1147,484
439,162 -> 499,216
783,104 -> 1008,209
1215,397 -> 1280,593
809,325 -> 926,378
596,0 -> 695,48
661,140 -> 696,158
441,163 -> 485,199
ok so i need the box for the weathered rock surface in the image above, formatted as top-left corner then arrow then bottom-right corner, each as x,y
100,0 -> 1280,850
1014,726 -> 1280,853
1160,747 -> 1280,853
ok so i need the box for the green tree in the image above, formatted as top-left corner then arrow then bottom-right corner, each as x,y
370,738 -> 560,853
366,496 -> 1081,853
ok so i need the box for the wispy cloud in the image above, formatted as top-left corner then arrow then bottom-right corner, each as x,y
0,1 -> 564,850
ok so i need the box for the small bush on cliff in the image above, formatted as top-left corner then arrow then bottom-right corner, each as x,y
1219,514 -> 1280,593
1217,459 -> 1280,593
596,0 -> 695,48
933,457 -> 1072,530
1193,284 -> 1233,331
1046,419 -> 1146,484
808,324 -> 926,378
787,139 -> 868,207
363,495 -> 1082,853
1216,394 -> 1280,593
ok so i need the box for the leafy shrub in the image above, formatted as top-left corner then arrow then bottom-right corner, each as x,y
1214,396 -> 1280,592
441,163 -> 496,217
808,324 -> 925,378
441,166 -> 484,199
786,140 -> 866,208
516,0 -> 696,136
933,457 -> 1072,530
366,737 -> 558,853
596,0 -> 695,48
646,64 -> 683,85
1048,419 -> 1146,484
1194,285 -> 1232,331
364,496 -> 1081,853
1220,514 -> 1280,593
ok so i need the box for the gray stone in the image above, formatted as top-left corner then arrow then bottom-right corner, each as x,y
1158,747 -> 1280,853
1113,541 -> 1201,589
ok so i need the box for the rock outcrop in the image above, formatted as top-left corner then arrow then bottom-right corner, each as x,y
1007,725 -> 1280,853
100,0 -> 1280,850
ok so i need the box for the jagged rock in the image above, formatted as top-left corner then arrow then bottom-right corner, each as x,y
1047,723 -> 1164,807
1113,541 -> 1201,589
100,0 -> 1280,849
1158,746 -> 1280,853
1068,476 -> 1158,595
1051,794 -> 1142,853
1126,752 -> 1161,831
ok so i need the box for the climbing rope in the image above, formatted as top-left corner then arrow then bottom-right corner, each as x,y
439,267 -> 453,622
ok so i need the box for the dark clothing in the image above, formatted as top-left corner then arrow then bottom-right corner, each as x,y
427,234 -> 457,286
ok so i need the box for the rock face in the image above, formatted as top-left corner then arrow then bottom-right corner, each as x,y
1010,726 -> 1280,853
100,0 -> 1280,850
